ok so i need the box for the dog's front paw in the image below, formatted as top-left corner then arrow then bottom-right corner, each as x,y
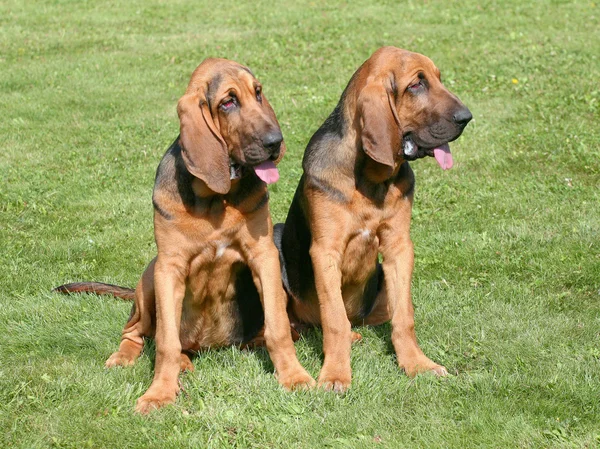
317,369 -> 351,393
105,351 -> 137,368
429,364 -> 448,376
277,368 -> 316,391
400,355 -> 448,378
134,388 -> 177,414
318,378 -> 351,393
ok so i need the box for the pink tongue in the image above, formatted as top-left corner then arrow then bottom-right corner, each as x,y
433,144 -> 453,170
253,160 -> 280,184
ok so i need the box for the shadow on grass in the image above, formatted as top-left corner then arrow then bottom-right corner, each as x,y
248,322 -> 398,374
121,318 -> 397,377
368,321 -> 396,356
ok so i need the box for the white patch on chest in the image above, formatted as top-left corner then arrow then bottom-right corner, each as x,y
358,229 -> 371,239
214,241 -> 229,259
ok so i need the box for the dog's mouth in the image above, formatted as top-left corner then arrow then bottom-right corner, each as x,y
229,159 -> 280,184
252,160 -> 279,184
402,135 -> 453,170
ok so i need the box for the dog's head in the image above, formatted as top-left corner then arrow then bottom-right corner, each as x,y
177,58 -> 285,194
356,47 -> 471,173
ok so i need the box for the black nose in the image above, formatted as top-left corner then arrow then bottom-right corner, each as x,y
263,131 -> 283,154
453,107 -> 472,127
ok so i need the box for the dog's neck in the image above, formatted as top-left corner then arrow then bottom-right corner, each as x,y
192,176 -> 247,198
361,154 -> 404,184
192,177 -> 218,198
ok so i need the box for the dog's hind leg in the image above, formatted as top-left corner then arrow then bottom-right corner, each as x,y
105,258 -> 156,368
360,268 -> 391,326
179,351 -> 194,372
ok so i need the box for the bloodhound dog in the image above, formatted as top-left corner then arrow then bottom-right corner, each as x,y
55,58 -> 315,413
275,47 -> 472,392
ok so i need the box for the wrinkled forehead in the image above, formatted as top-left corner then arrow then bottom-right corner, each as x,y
205,67 -> 257,102
396,52 -> 441,80
186,61 -> 257,93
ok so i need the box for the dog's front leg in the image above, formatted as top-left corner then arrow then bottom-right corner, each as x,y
309,242 -> 354,393
249,241 -> 315,390
106,258 -> 156,368
379,204 -> 448,378
135,254 -> 187,414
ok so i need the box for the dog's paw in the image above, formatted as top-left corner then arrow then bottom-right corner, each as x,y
351,331 -> 362,343
317,369 -> 351,393
105,351 -> 137,368
400,356 -> 448,378
429,364 -> 448,376
179,353 -> 195,373
134,390 -> 177,414
277,368 -> 316,391
318,378 -> 351,394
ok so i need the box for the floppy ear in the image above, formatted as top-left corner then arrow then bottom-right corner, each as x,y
177,90 -> 230,194
357,83 -> 401,171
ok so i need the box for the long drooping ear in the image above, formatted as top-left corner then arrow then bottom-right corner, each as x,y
357,82 -> 401,171
177,90 -> 230,194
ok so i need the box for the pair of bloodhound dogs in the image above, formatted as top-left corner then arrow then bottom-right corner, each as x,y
55,46 -> 471,412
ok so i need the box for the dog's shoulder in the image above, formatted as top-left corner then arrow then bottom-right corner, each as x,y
301,103 -> 355,204
302,103 -> 347,174
152,138 -> 196,213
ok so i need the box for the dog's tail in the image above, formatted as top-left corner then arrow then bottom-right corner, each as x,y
52,282 -> 135,300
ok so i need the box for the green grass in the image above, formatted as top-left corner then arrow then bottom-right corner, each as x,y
1,0 -> 599,447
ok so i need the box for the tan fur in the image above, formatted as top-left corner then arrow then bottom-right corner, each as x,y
283,47 -> 471,391
105,59 -> 313,414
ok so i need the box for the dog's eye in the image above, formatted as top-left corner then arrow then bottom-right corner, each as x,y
408,80 -> 424,92
221,95 -> 237,111
255,86 -> 262,102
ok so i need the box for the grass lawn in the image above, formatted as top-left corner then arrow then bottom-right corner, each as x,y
1,0 -> 599,447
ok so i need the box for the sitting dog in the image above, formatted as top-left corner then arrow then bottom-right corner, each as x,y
275,47 -> 472,392
55,58 -> 315,413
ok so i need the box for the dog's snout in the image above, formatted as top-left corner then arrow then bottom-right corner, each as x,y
263,130 -> 283,154
452,107 -> 472,127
